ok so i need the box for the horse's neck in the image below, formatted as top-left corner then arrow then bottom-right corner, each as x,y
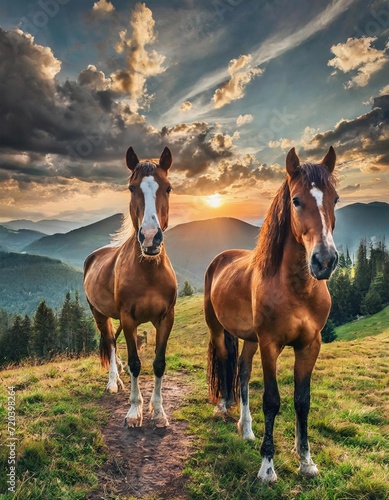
280,229 -> 316,291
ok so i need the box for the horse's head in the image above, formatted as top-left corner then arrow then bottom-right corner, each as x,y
126,146 -> 172,257
286,146 -> 339,280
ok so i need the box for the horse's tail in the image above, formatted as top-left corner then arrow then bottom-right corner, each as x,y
99,335 -> 112,371
207,330 -> 239,405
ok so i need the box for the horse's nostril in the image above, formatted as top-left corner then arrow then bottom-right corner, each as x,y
138,228 -> 145,244
153,228 -> 163,247
312,253 -> 321,269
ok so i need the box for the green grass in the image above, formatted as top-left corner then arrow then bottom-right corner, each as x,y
335,305 -> 389,341
1,294 -> 388,499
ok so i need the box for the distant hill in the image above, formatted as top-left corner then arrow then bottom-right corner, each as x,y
0,225 -> 45,253
24,214 -> 123,269
334,202 -> 389,256
3,219 -> 85,234
164,218 -> 259,288
0,252 -> 84,316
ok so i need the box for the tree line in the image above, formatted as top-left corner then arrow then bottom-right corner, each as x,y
322,239 -> 389,342
0,292 -> 97,366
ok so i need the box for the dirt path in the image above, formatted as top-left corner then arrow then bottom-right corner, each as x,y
86,373 -> 194,500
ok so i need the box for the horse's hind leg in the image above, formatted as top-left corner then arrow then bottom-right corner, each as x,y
237,340 -> 258,440
150,308 -> 174,427
91,307 -> 124,393
294,338 -> 321,477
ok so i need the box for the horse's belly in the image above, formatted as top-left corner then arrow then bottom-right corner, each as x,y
130,296 -> 174,324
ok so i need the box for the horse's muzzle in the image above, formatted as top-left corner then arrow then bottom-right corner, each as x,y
310,249 -> 338,280
138,227 -> 163,257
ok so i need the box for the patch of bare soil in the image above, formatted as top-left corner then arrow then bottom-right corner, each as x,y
86,373 -> 194,500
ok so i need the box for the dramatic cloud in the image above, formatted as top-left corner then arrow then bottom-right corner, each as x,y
110,3 -> 165,110
341,183 -> 361,193
236,114 -> 253,127
92,0 -> 115,14
305,95 -> 389,168
173,155 -> 284,196
268,138 -> 294,150
180,101 -> 192,113
213,55 -> 263,109
328,37 -> 388,88
78,64 -> 111,91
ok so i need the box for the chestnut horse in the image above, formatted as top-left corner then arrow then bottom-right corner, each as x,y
205,147 -> 339,481
84,147 -> 177,428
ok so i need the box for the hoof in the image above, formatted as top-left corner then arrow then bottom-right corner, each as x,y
150,407 -> 169,427
117,377 -> 125,391
237,421 -> 255,440
124,406 -> 143,427
299,462 -> 319,477
106,383 -> 118,393
258,458 -> 277,483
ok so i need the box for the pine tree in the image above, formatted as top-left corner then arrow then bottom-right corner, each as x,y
361,284 -> 382,315
4,315 -> 28,363
345,248 -> 353,269
33,301 -> 57,360
58,292 -> 97,355
59,292 -> 73,353
353,239 -> 372,311
321,320 -> 337,343
338,252 -> 347,268
181,281 -> 194,297
328,268 -> 354,325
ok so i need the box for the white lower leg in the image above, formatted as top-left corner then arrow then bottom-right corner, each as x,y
125,373 -> 143,427
296,421 -> 318,476
106,347 -> 124,393
150,376 -> 169,427
258,457 -> 277,482
237,396 -> 255,440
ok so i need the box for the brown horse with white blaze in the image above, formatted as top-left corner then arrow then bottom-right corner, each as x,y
84,147 -> 177,428
205,147 -> 339,481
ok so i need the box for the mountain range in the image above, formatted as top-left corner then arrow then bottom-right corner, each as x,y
0,202 -> 388,314
3,218 -> 84,234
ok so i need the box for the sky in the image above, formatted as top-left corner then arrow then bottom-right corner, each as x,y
0,0 -> 388,227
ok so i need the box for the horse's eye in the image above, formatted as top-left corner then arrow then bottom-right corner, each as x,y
166,186 -> 172,194
335,196 -> 340,205
129,185 -> 135,193
292,197 -> 301,208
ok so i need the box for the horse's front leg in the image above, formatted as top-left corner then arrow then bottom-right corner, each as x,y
294,337 -> 321,477
237,340 -> 258,440
150,308 -> 174,427
122,316 -> 143,427
258,339 -> 281,482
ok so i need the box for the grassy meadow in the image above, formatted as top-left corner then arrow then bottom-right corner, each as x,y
0,295 -> 388,499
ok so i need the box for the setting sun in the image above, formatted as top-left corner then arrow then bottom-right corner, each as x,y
206,194 -> 222,208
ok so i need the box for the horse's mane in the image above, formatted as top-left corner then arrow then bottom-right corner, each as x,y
110,161 -> 158,247
253,163 -> 337,277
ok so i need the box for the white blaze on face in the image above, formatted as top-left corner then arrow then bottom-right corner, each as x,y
140,175 -> 161,245
310,184 -> 335,248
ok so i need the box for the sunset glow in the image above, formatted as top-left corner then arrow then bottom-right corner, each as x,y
206,194 -> 222,208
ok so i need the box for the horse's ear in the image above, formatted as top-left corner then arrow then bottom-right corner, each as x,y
126,147 -> 139,171
322,146 -> 336,173
159,147 -> 172,172
286,147 -> 300,176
